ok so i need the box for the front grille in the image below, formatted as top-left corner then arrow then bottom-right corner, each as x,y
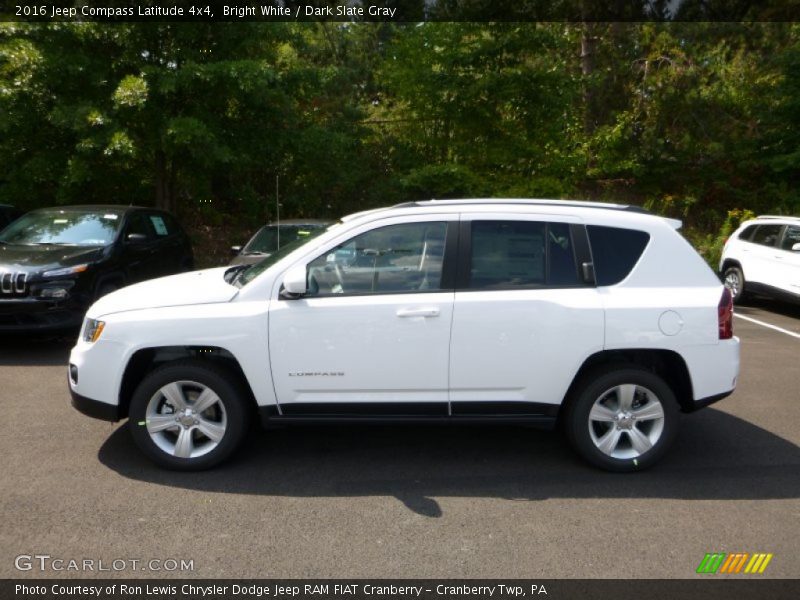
0,272 -> 28,297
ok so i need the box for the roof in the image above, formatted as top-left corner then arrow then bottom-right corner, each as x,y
338,198 -> 682,230
754,215 -> 800,222
393,198 -> 651,214
264,219 -> 332,226
28,204 -> 147,213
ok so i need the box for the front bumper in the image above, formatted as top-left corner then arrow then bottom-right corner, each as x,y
69,338 -> 128,421
70,388 -> 122,421
0,296 -> 87,332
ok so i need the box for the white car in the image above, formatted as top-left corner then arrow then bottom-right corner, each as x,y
720,215 -> 800,303
69,199 -> 740,472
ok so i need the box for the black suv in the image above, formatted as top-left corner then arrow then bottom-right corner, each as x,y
0,205 -> 193,331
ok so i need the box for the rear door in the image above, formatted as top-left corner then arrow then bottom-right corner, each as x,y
448,214 -> 604,417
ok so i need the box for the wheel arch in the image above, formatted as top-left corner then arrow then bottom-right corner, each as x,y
720,258 -> 743,273
558,348 -> 695,422
118,346 -> 258,419
93,271 -> 125,297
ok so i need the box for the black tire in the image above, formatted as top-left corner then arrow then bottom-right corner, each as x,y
128,360 -> 250,470
564,367 -> 679,472
722,265 -> 748,303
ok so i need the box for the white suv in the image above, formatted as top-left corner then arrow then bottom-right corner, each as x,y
69,200 -> 740,472
720,215 -> 800,303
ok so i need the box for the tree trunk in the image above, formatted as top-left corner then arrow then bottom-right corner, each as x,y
155,150 -> 173,212
581,22 -> 596,137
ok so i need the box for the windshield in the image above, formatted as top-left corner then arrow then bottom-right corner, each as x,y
0,209 -> 122,246
243,224 -> 327,255
236,224 -> 333,287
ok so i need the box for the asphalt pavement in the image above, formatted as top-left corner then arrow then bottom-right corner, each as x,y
0,298 -> 798,579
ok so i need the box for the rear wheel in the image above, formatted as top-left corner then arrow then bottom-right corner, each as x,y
565,367 -> 679,472
723,265 -> 748,303
129,360 -> 249,470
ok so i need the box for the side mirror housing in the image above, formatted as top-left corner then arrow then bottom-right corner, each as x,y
230,245 -> 242,255
792,243 -> 800,252
126,232 -> 148,244
281,265 -> 307,298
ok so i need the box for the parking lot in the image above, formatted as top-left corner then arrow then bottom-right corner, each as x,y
1,298 -> 798,579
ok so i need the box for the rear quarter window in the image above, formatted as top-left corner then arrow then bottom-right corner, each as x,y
738,224 -> 758,241
587,225 -> 650,286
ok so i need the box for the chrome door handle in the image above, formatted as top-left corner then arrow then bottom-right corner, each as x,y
396,307 -> 440,318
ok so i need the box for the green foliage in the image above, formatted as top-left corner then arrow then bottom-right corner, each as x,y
692,207 -> 757,268
1,20 -> 799,254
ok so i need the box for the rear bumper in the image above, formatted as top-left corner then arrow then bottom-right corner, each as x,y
70,388 -> 121,422
683,337 -> 740,404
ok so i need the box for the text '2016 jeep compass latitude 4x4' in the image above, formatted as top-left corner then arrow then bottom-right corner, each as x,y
69,200 -> 740,472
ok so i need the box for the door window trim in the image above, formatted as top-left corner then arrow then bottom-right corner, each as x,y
455,216 -> 594,291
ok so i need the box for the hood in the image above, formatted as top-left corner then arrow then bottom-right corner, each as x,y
89,267 -> 239,317
229,253 -> 270,267
0,244 -> 105,272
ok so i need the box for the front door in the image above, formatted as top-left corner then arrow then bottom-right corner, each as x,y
775,224 -> 800,297
746,223 -> 784,289
269,217 -> 456,415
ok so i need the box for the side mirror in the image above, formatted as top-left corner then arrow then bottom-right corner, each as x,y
126,232 -> 148,244
230,245 -> 242,255
792,243 -> 800,252
280,264 -> 307,298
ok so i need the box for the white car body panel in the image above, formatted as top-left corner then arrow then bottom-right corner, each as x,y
70,199 -> 740,420
269,292 -> 454,405
449,288 -> 604,405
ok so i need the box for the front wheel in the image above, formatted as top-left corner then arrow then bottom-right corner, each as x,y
565,367 -> 679,472
129,360 -> 249,470
723,265 -> 748,303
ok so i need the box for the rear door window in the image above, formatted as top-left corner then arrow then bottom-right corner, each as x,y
751,224 -> 782,247
467,221 -> 579,289
586,225 -> 650,286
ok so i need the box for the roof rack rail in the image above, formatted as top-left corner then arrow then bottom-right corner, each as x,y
392,198 -> 652,214
757,214 -> 800,220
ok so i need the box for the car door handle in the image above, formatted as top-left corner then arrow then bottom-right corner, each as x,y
396,307 -> 440,318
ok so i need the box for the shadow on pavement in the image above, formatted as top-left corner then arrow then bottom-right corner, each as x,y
737,296 -> 800,320
0,333 -> 74,366
98,408 -> 800,517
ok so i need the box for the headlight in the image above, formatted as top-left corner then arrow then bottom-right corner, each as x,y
42,264 -> 89,278
82,318 -> 105,343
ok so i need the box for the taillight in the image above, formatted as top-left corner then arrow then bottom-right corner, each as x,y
718,287 -> 734,339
